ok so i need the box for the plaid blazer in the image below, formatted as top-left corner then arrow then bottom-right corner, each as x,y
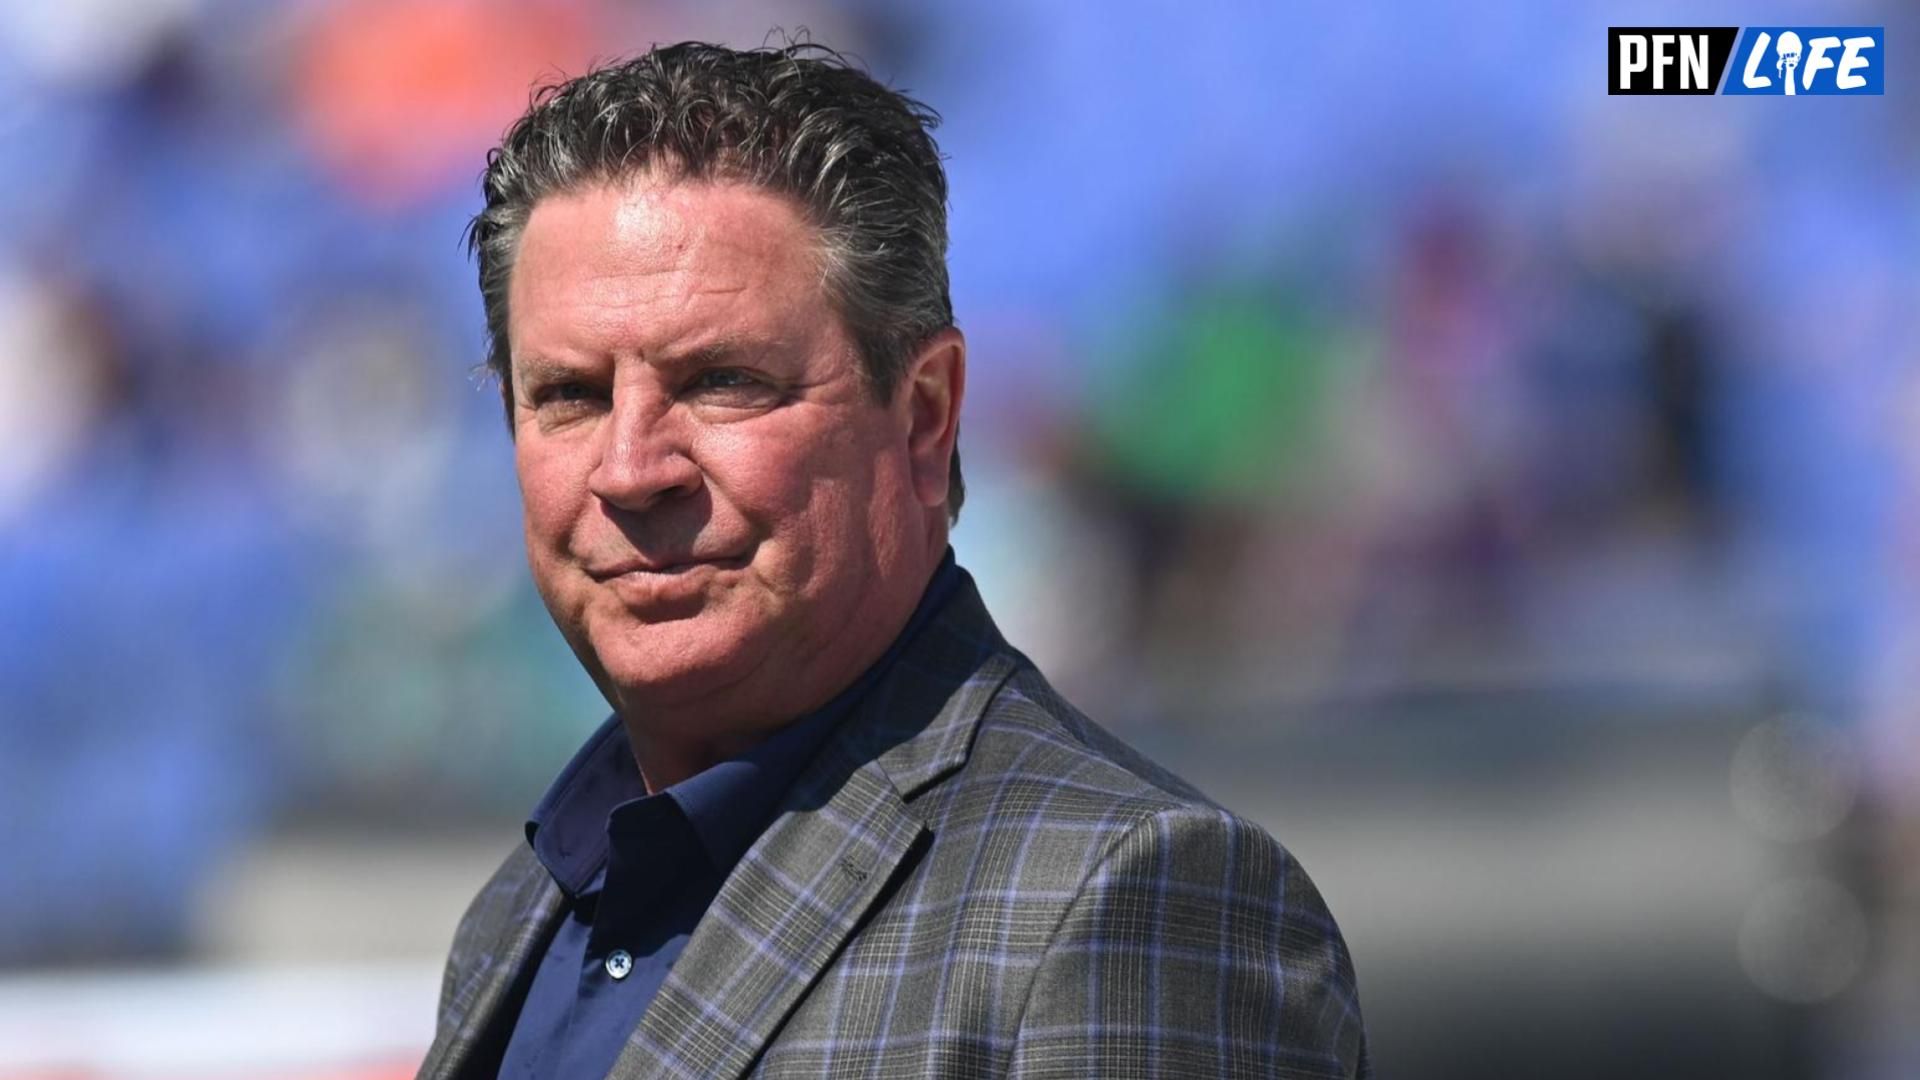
417,573 -> 1370,1079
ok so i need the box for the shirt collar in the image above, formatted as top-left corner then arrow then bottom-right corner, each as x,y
523,715 -> 643,896
525,548 -> 962,896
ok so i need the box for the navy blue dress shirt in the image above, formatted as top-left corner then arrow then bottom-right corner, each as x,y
497,551 -> 960,1079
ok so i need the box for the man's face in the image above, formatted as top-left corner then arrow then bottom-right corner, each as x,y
506,178 -> 934,748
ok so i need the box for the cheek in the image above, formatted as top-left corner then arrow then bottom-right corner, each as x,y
700,421 -> 845,525
860,453 -> 920,556
795,427 -> 912,560
515,441 -> 586,552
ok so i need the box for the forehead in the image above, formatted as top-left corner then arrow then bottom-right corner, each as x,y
507,178 -> 831,361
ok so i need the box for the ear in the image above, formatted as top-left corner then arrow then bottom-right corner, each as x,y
898,327 -> 966,512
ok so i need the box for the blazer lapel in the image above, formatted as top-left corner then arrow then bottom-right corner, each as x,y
416,844 -> 567,1080
605,572 -> 1022,1080
607,751 -> 924,1080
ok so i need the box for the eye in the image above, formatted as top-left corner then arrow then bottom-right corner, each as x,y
530,380 -> 605,410
692,368 -> 756,390
677,366 -> 783,416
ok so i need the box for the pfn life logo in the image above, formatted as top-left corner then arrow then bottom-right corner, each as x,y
1610,27 -> 1883,95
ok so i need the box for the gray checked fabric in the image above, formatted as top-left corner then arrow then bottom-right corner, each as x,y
417,571 -> 1370,1079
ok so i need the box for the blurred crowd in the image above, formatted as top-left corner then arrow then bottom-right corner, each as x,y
0,2 -> 1915,1065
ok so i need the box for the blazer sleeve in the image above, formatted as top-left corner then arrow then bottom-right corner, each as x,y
1007,807 -> 1370,1079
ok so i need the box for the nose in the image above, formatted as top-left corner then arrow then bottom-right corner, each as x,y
586,389 -> 703,512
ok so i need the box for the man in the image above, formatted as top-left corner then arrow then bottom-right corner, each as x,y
419,42 -> 1369,1080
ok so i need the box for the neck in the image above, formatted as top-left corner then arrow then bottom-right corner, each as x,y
631,731 -> 757,795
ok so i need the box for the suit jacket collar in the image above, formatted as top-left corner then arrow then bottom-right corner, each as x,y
844,565 -> 1022,801
421,569 -> 1022,1080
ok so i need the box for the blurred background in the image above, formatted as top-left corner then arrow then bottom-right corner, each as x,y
1,0 -> 1915,1077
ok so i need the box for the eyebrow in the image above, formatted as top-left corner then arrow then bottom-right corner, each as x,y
660,337 -> 789,370
512,337 -> 790,384
510,356 -> 590,389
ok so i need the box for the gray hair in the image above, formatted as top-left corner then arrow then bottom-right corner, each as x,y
467,41 -> 963,521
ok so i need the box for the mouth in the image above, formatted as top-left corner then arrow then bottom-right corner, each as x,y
586,554 -> 749,581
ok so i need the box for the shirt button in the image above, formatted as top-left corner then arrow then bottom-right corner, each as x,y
605,949 -> 634,980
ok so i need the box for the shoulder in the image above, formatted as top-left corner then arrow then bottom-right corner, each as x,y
918,660 -> 1370,1076
944,658 -> 1220,821
916,658 -> 1289,892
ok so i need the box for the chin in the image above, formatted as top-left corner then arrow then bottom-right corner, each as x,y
589,611 -> 773,708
